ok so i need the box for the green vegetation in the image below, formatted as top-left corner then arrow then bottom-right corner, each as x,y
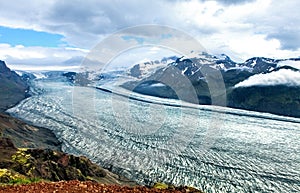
153,182 -> 204,193
8,177 -> 42,185
11,148 -> 31,165
0,168 -> 42,185
153,182 -> 169,189
0,138 -> 108,184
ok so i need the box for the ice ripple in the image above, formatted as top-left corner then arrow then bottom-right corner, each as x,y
6,80 -> 300,193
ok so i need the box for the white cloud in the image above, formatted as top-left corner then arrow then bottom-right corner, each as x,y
278,60 -> 300,70
8,64 -> 80,72
235,69 -> 300,87
0,0 -> 299,67
0,44 -> 87,70
103,46 -> 177,71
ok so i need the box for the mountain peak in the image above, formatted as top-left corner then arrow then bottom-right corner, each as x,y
0,60 -> 10,73
218,54 -> 232,61
0,60 -> 29,112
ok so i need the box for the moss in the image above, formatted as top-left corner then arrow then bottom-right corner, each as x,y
153,182 -> 204,193
0,168 -> 27,184
18,148 -> 28,151
7,177 -> 42,185
153,182 -> 169,189
185,186 -> 203,193
0,169 -> 8,177
8,178 -> 31,184
77,169 -> 83,175
10,148 -> 38,180
1,167 -> 47,185
11,148 -> 31,165
86,176 -> 97,182
26,166 -> 36,176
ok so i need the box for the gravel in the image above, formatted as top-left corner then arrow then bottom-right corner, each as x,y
0,180 -> 203,193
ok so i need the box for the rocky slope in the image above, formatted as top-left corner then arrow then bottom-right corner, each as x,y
0,61 -> 29,112
0,113 -> 61,150
228,85 -> 300,117
0,137 -> 136,186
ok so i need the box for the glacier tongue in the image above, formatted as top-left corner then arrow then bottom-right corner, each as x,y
6,79 -> 300,193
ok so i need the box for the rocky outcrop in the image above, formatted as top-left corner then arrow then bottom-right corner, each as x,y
0,138 -> 136,185
129,64 -> 142,78
0,113 -> 61,150
0,60 -> 29,112
10,147 -> 106,182
0,137 -> 16,150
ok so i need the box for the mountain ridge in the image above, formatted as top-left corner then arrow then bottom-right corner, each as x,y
120,53 -> 300,118
0,61 -> 29,112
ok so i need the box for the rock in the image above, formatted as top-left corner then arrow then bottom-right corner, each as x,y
0,113 -> 61,150
129,64 -> 142,78
0,60 -> 29,112
57,155 -> 69,167
0,61 -> 10,73
0,168 -> 27,184
0,138 -> 107,183
63,72 -> 77,83
0,143 -> 107,183
0,138 -> 16,150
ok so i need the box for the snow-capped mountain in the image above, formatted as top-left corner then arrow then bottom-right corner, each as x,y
172,53 -> 299,74
121,53 -> 300,118
124,52 -> 299,83
14,52 -> 299,117
126,56 -> 178,79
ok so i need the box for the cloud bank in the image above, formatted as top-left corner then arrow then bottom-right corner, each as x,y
277,60 -> 300,70
0,44 -> 87,70
235,69 -> 300,87
0,0 -> 299,68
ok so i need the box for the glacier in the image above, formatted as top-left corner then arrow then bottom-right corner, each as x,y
7,78 -> 300,193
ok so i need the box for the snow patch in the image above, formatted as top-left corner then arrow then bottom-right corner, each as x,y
226,66 -> 253,72
250,58 -> 257,67
182,67 -> 188,75
14,70 -> 23,76
149,83 -> 166,87
32,72 -> 47,79
218,63 -> 225,69
191,68 -> 200,76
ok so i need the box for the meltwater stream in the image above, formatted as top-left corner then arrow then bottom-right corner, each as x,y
7,79 -> 300,193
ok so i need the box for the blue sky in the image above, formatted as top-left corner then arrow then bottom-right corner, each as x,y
0,0 -> 299,70
0,26 -> 65,47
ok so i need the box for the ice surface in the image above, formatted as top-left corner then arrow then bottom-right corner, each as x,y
7,79 -> 300,193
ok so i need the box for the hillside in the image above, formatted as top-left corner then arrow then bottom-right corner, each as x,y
121,53 -> 300,118
0,61 -> 29,112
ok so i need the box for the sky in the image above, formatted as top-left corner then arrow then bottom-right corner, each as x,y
0,0 -> 299,71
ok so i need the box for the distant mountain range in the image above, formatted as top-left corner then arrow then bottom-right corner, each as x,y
2,52 -> 299,118
122,53 -> 300,118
